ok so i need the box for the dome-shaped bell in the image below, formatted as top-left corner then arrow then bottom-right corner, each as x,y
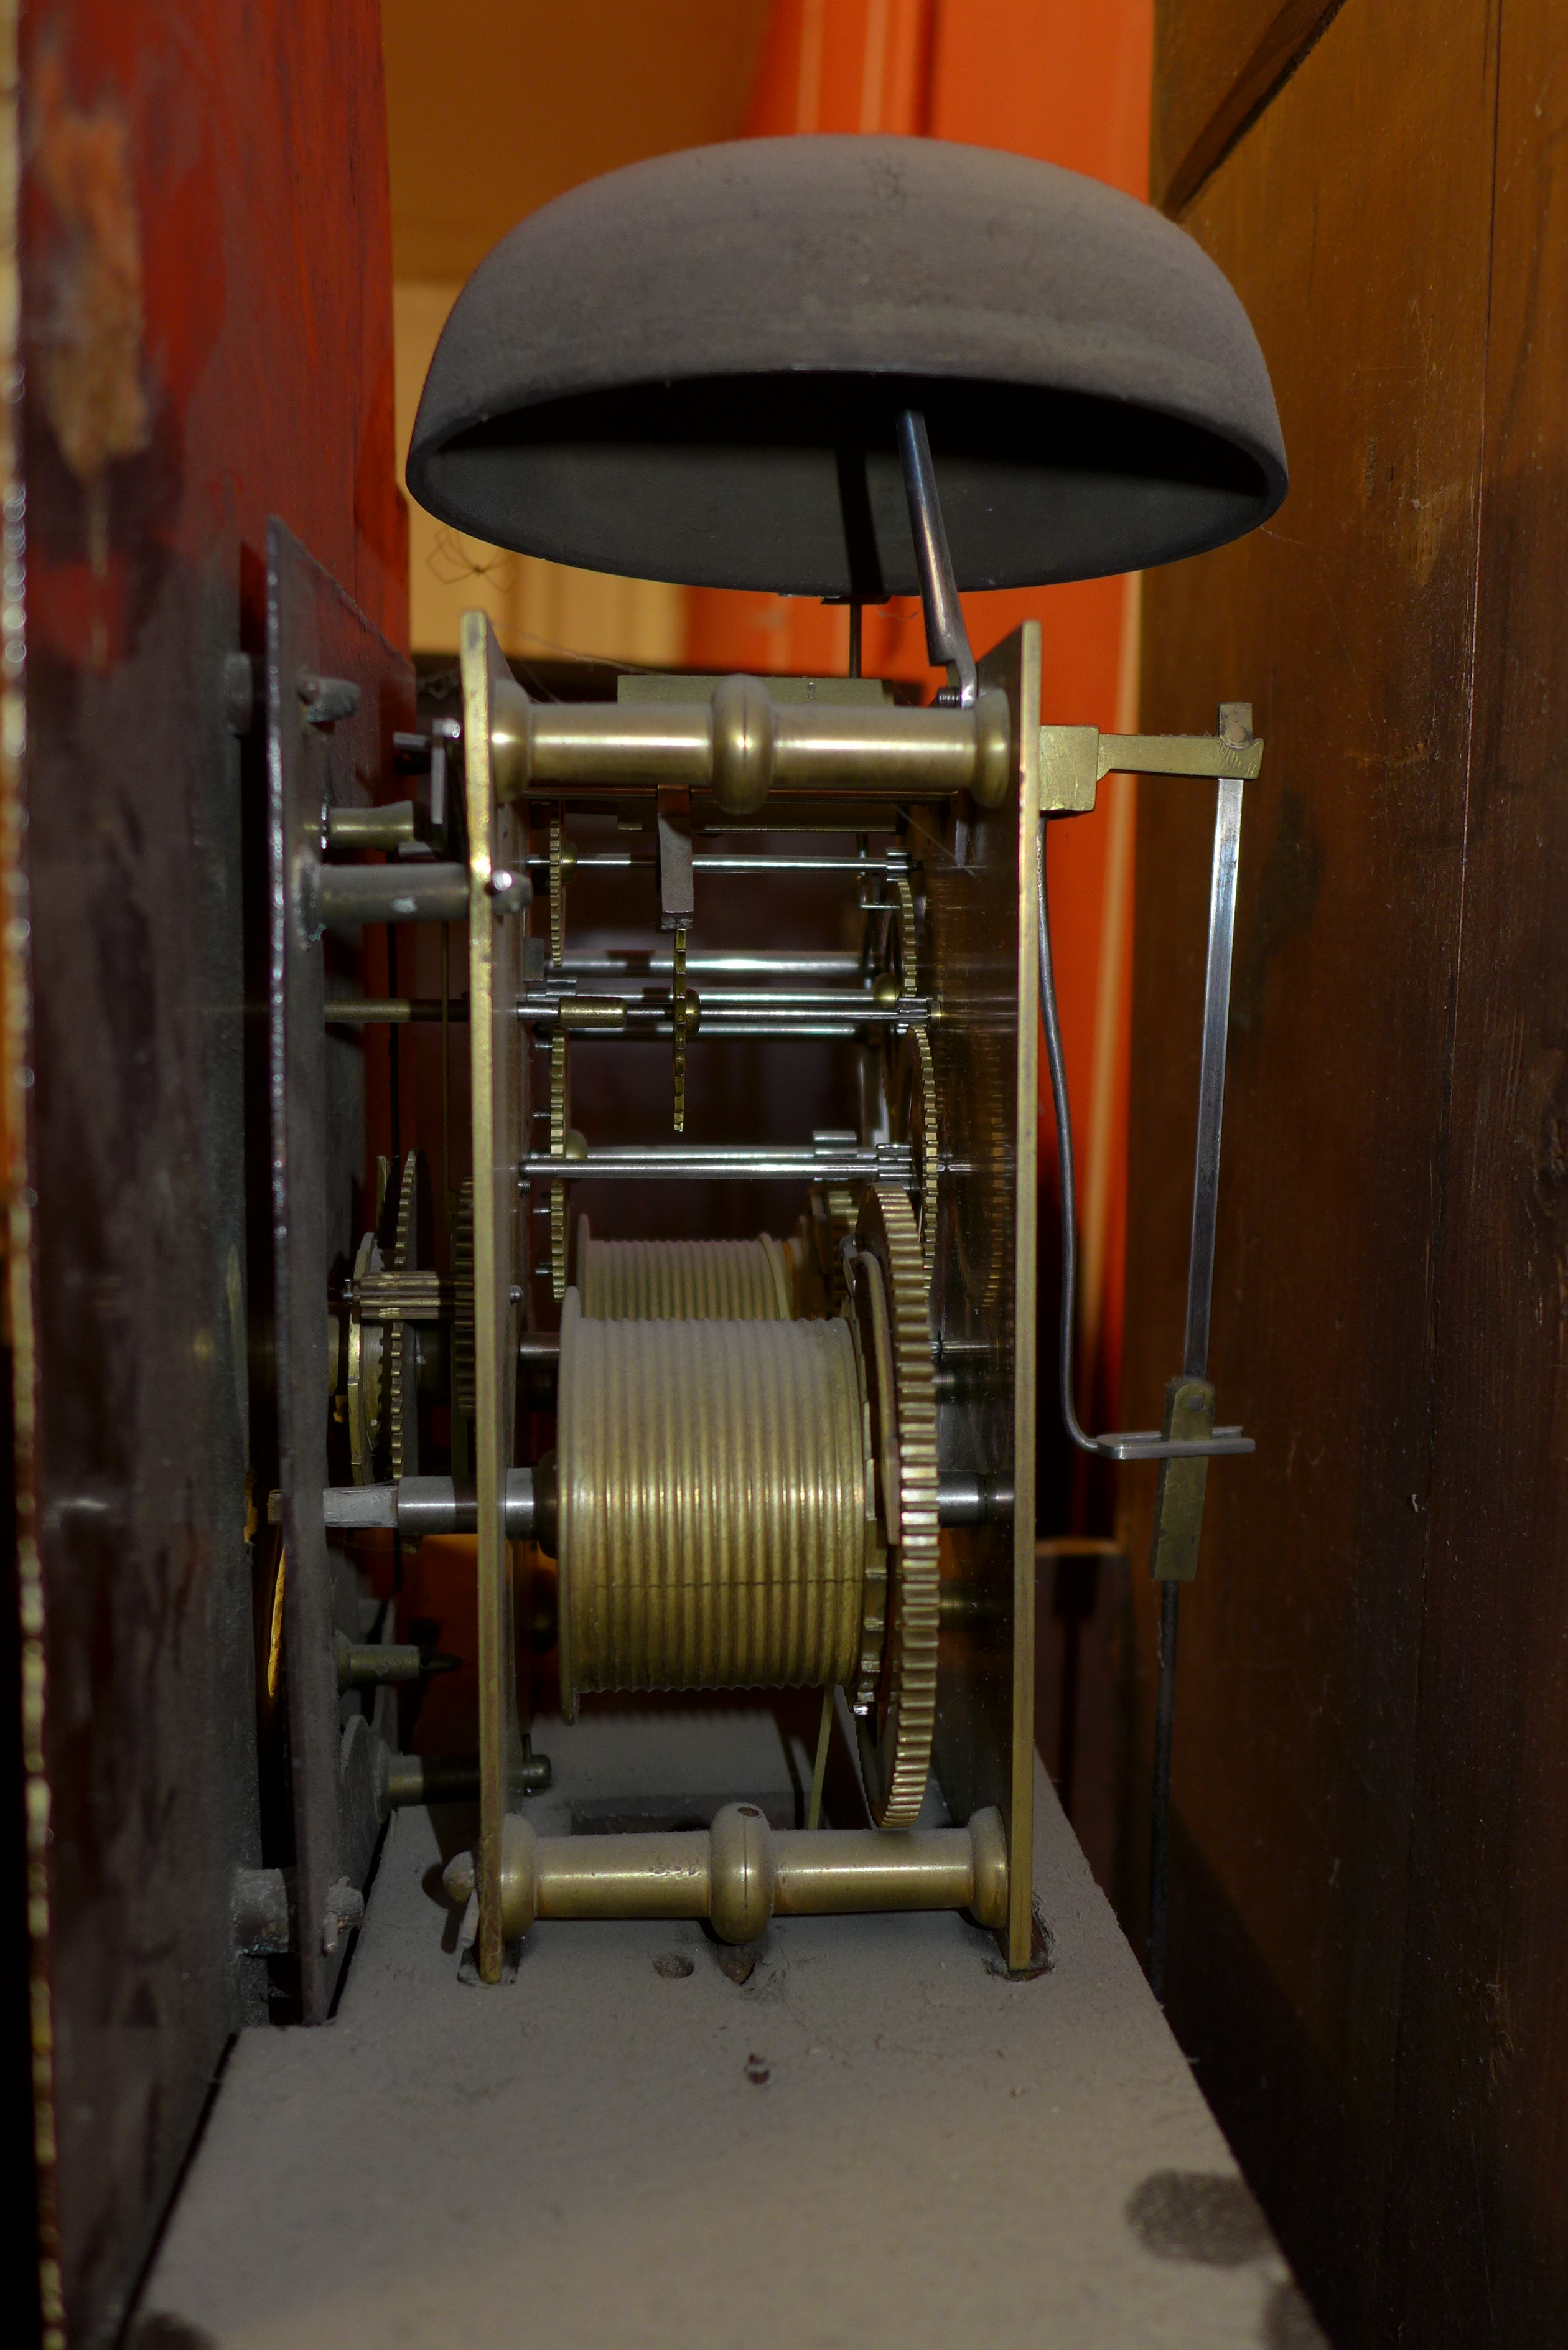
406,134 -> 1287,597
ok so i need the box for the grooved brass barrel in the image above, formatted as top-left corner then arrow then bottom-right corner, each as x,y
556,1293 -> 865,1709
577,1224 -> 793,1320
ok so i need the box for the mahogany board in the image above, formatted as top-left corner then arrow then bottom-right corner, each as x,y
1134,0 -> 1568,2339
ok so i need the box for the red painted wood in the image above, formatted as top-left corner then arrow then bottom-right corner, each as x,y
686,0 -> 1150,1453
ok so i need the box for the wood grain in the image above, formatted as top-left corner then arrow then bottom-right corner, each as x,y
1131,1 -> 1497,2339
1379,1 -> 1568,2334
1152,0 -> 1345,214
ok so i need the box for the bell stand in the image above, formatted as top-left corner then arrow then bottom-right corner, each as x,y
895,410 -> 1262,2000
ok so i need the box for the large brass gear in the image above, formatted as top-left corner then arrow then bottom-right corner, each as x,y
845,1185 -> 939,1829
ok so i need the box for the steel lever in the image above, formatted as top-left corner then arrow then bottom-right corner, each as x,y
896,408 -> 978,708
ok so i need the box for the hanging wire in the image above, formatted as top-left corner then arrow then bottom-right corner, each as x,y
1035,818 -> 1097,1456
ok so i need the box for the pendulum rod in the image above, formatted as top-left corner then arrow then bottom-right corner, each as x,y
1145,770 -> 1244,1997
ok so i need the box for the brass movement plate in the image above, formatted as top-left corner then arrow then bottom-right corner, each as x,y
460,611 -> 530,1982
924,622 -> 1041,1972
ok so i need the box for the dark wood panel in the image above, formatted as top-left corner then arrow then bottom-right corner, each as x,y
1379,2 -> 1568,2337
1152,0 -> 1343,213
17,5 -> 405,2343
1130,2 -> 1496,2341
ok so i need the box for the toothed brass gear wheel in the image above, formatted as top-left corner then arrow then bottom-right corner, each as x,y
798,1182 -> 857,1313
387,1151 -> 421,1479
549,1030 -> 569,1301
346,1227 -> 384,1483
452,1179 -> 475,1419
345,1151 -> 425,1483
891,876 -> 918,999
847,1185 -> 939,1830
548,811 -> 566,968
890,1026 -> 939,1286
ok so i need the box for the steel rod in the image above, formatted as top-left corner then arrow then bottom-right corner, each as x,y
526,851 -> 912,876
521,988 -> 925,1015
323,1471 -> 534,1541
935,1475 -> 1015,1526
1038,817 -> 1251,1465
895,408 -> 978,708
1184,777 -> 1244,1382
325,996 -> 471,1023
521,1143 -> 912,1184
562,951 -> 866,979
609,1021 -> 902,1041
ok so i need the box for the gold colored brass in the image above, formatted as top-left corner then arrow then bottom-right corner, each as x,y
889,1027 -> 939,1285
387,1152 -> 420,1481
709,672 -> 775,815
1039,721 -> 1266,816
709,1800 -> 775,1943
549,1031 -> 569,1301
556,1295 -> 867,1711
1149,1377 -> 1217,1584
460,609 -> 529,1984
806,1688 -> 833,1831
556,996 -> 628,1032
325,799 -> 417,851
451,1180 -> 475,1420
893,877 -> 918,998
345,1228 -> 382,1484
923,622 -> 1041,1968
355,1270 -> 446,1322
443,1802 -> 1010,1945
795,1184 -> 857,1315
1037,723 -> 1099,815
343,1151 -> 432,1482
488,678 -> 1015,807
548,812 -> 565,968
849,1187 -> 940,1830
1098,728 -> 1263,780
577,1222 -> 793,1321
671,925 -> 691,1133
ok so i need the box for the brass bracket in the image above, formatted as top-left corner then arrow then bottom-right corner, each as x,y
1149,1376 -> 1217,1584
655,785 -> 694,930
1039,720 -> 1264,815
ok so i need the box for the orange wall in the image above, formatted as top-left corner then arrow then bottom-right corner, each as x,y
686,0 -> 1151,1437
